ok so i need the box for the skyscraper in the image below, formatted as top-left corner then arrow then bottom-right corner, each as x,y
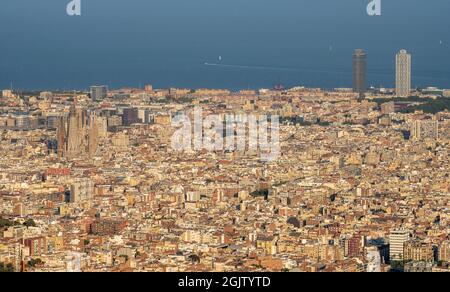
396,49 -> 412,97
389,228 -> 410,261
70,178 -> 94,203
352,49 -> 367,100
90,85 -> 108,101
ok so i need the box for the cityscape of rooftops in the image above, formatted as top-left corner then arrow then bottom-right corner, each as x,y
0,0 -> 448,280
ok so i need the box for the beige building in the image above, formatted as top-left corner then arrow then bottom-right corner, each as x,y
404,240 -> 434,262
439,241 -> 449,262
396,49 -> 412,97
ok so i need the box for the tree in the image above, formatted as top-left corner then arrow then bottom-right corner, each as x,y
0,219 -> 14,228
27,258 -> 44,268
188,254 -> 200,264
389,260 -> 404,272
250,189 -> 269,200
23,219 -> 37,228
0,262 -> 14,272
287,217 -> 300,228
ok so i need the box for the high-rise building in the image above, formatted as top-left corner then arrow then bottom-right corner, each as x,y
69,178 -> 94,203
47,114 -> 61,130
15,115 -> 30,130
122,108 -> 139,126
389,228 -> 410,261
411,120 -> 439,141
396,49 -> 412,97
10,243 -> 24,272
24,237 -> 47,257
345,234 -> 364,258
352,49 -> 367,99
90,85 -> 108,101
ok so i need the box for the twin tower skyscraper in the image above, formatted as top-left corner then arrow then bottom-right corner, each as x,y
352,49 -> 412,99
395,49 -> 412,97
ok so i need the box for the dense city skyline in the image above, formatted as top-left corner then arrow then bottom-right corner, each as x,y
0,0 -> 449,277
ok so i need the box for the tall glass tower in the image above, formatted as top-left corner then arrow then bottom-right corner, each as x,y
352,49 -> 367,100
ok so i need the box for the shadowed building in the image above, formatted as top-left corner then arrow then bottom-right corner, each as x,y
122,108 -> 139,126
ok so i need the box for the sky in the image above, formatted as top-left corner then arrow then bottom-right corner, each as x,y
0,0 -> 449,90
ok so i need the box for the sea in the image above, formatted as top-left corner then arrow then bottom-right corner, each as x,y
0,0 -> 449,91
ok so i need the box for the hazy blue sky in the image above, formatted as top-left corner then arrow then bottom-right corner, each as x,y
0,0 -> 449,90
